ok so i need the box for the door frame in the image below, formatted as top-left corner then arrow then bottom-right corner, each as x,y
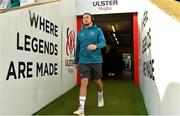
76,12 -> 139,86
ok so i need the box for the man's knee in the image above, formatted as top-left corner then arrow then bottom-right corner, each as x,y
81,78 -> 89,87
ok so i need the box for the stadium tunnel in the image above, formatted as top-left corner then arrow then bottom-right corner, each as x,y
1,0 -> 180,115
77,13 -> 139,85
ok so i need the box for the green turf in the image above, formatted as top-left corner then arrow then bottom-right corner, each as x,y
34,80 -> 148,115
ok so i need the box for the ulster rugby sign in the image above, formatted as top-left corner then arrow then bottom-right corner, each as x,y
76,0 -> 143,15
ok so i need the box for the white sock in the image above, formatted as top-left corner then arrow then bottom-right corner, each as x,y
97,91 -> 103,97
79,96 -> 86,109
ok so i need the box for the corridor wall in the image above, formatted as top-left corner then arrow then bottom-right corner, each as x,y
138,1 -> 180,115
0,0 -> 76,114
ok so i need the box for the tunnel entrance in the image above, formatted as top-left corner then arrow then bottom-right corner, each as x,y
94,13 -> 133,80
77,13 -> 139,85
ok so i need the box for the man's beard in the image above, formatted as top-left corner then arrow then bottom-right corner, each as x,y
84,22 -> 92,27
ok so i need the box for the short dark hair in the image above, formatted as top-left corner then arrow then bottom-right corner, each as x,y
82,13 -> 95,23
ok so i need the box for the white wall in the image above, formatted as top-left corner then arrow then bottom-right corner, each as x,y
60,0 -> 77,94
139,1 -> 180,115
76,0 -> 144,15
0,0 -> 76,114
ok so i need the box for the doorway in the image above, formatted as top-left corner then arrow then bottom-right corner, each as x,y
94,13 -> 133,80
76,13 -> 139,85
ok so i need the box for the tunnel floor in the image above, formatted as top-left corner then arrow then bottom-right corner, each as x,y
34,73 -> 147,115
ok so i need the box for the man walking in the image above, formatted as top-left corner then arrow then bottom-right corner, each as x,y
73,13 -> 106,116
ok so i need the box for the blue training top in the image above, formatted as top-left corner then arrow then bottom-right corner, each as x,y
75,25 -> 106,64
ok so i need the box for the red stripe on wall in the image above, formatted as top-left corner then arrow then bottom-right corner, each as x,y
77,16 -> 82,32
76,16 -> 82,86
133,13 -> 139,86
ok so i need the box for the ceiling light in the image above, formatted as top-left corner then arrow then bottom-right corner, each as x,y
113,33 -> 116,38
111,25 -> 115,32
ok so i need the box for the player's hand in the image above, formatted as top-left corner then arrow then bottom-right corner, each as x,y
87,44 -> 97,51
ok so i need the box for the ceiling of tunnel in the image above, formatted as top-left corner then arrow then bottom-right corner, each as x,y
94,13 -> 133,52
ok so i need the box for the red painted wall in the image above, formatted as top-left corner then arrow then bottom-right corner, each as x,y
133,13 -> 139,86
76,16 -> 82,86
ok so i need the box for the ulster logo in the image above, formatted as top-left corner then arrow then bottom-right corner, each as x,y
92,0 -> 118,11
65,28 -> 76,71
66,28 -> 75,57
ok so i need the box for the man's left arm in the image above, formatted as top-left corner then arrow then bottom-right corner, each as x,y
96,28 -> 106,49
